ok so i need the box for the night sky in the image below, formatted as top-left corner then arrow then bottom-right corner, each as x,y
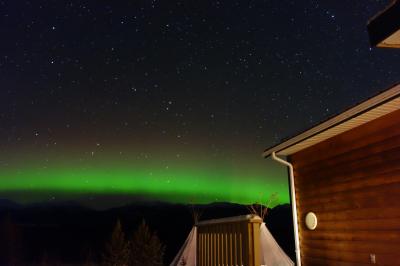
1,0 -> 399,208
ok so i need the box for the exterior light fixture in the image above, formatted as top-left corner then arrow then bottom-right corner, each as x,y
367,0 -> 400,48
305,212 -> 318,230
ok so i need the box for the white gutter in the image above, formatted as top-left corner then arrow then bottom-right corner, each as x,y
271,152 -> 301,266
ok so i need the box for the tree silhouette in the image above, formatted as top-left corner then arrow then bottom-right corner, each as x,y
84,248 -> 96,266
129,220 -> 165,266
102,219 -> 129,266
39,251 -> 49,266
1,214 -> 22,266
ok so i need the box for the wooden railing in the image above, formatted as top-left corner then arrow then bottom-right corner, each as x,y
196,215 -> 262,266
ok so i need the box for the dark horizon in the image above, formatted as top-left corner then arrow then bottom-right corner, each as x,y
0,200 -> 294,265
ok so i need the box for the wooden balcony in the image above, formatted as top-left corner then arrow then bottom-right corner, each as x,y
196,215 -> 262,266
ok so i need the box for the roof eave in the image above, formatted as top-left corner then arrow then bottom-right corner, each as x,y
367,0 -> 400,48
262,83 -> 400,158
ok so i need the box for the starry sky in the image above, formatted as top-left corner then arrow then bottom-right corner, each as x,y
0,0 -> 399,208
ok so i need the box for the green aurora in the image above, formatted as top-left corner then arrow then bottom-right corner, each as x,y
0,155 -> 289,206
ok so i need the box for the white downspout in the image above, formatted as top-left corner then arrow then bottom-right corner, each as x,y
271,152 -> 301,266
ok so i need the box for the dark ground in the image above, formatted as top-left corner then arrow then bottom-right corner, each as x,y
0,199 -> 294,265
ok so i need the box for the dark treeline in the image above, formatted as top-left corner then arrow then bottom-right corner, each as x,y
102,219 -> 164,266
0,201 -> 294,265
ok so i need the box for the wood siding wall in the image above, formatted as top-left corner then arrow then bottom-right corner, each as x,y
289,108 -> 400,266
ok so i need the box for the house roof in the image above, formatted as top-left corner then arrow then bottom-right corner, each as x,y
367,0 -> 400,48
262,83 -> 400,157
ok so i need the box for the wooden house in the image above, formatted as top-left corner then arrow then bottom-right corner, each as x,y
263,83 -> 400,265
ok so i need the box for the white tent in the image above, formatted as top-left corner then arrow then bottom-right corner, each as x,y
170,223 -> 293,266
259,223 -> 294,266
170,226 -> 197,266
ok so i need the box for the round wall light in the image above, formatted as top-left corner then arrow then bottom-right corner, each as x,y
305,212 -> 317,230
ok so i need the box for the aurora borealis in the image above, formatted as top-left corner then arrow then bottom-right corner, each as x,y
1,139 -> 289,206
1,1 -> 399,208
0,157 -> 288,206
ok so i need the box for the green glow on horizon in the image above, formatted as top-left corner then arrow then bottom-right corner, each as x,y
0,162 -> 289,206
